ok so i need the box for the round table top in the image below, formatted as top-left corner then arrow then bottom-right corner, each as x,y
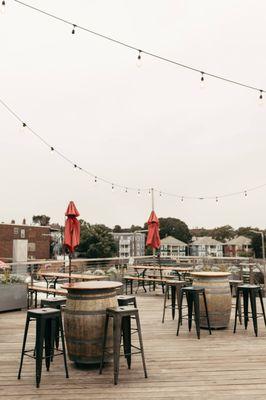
61,281 -> 123,291
191,271 -> 231,278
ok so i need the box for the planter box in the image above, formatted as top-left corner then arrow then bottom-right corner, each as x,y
0,284 -> 27,312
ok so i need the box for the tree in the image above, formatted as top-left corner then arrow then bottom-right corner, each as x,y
235,227 -> 255,239
210,225 -> 235,242
154,217 -> 191,243
113,225 -> 122,233
190,227 -> 211,238
32,215 -> 50,226
130,225 -> 143,232
77,220 -> 117,258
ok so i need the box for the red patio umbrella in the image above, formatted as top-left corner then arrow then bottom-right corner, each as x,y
64,201 -> 80,283
146,210 -> 160,250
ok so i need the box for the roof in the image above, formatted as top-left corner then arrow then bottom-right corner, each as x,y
191,236 -> 223,246
0,223 -> 50,229
160,236 -> 187,246
225,236 -> 251,246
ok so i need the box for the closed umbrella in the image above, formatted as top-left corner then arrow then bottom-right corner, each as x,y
64,201 -> 80,283
146,210 -> 160,250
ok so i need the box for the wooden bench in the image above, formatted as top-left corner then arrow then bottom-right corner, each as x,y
123,276 -> 167,294
27,285 -> 67,308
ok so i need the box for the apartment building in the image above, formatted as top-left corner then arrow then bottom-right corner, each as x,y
190,236 -> 223,257
160,236 -> 187,257
112,232 -> 146,258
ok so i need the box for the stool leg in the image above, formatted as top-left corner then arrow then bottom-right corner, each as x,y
193,293 -> 200,339
58,314 -> 69,378
249,290 -> 258,337
258,289 -> 266,326
202,292 -> 212,335
162,285 -> 168,323
35,318 -> 45,388
243,290 -> 249,329
99,314 -> 109,375
187,292 -> 193,332
113,315 -> 122,385
135,312 -> 148,378
122,315 -> 131,369
171,285 -> 176,320
130,280 -> 133,295
234,289 -> 240,333
44,318 -> 52,371
176,292 -> 184,336
18,315 -> 30,379
237,291 -> 242,325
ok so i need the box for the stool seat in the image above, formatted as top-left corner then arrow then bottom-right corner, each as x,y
41,297 -> 66,308
229,280 -> 243,284
107,306 -> 138,315
28,308 -> 60,318
238,284 -> 260,290
182,286 -> 205,293
164,280 -> 186,285
117,295 -> 137,308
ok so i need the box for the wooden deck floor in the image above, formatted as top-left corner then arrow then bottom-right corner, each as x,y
1,292 -> 266,399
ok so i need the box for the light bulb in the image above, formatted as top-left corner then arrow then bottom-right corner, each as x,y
1,1 -> 6,15
94,176 -> 97,183
258,90 -> 263,106
74,164 -> 78,171
20,122 -> 27,134
50,146 -> 55,154
72,24 -> 76,35
216,197 -> 218,204
136,50 -> 142,68
200,72 -> 205,89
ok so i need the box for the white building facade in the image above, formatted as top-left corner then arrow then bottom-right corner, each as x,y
112,232 -> 146,258
190,236 -> 224,257
160,236 -> 187,257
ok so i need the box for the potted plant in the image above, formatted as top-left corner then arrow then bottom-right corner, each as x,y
0,264 -> 27,312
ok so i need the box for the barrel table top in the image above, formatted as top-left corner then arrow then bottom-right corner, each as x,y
191,272 -> 231,278
62,281 -> 123,291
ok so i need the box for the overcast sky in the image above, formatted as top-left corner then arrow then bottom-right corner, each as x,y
1,0 -> 266,229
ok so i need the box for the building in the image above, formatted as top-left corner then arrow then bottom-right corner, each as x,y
160,236 -> 187,257
112,232 -> 146,258
190,236 -> 223,257
0,222 -> 51,261
223,236 -> 252,257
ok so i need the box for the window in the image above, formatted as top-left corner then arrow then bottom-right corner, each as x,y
21,229 -> 25,238
28,242 -> 36,252
14,227 -> 19,235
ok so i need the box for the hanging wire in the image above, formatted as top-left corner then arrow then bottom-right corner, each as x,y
12,0 -> 265,97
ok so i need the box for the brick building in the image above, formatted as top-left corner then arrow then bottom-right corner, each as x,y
0,223 -> 51,261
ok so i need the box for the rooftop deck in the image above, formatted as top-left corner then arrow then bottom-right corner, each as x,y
1,292 -> 266,399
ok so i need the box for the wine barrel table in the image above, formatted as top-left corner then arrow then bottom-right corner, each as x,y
61,281 -> 122,365
191,272 -> 231,329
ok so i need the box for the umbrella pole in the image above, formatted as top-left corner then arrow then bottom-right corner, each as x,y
69,252 -> 72,284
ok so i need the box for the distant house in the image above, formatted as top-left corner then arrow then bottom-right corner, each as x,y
112,232 -> 145,258
224,236 -> 252,257
160,236 -> 187,257
190,236 -> 223,257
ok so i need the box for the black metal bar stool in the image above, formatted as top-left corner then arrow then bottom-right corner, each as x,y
18,308 -> 69,388
40,297 -> 67,350
176,287 -> 212,339
162,280 -> 186,323
229,280 -> 243,324
234,284 -> 266,336
117,295 -> 137,307
99,306 -> 147,385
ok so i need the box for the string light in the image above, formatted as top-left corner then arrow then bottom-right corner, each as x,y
159,191 -> 162,197
1,95 -> 266,202
71,24 -> 76,34
1,0 -> 6,14
200,72 -> 205,89
11,0 -> 266,103
112,183 -> 114,190
259,90 -> 263,106
136,50 -> 142,68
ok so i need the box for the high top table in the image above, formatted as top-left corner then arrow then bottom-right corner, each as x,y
62,281 -> 123,365
191,272 -> 231,329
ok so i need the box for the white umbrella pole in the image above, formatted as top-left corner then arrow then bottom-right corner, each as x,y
151,188 -> 156,259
